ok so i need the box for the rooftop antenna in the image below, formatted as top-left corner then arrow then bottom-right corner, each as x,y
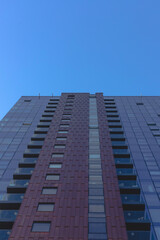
52,93 -> 53,97
39,93 -> 40,99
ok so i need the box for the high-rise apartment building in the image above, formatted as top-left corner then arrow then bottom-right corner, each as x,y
0,93 -> 160,240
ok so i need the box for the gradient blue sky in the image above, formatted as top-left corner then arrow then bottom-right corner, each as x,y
0,1 -> 160,119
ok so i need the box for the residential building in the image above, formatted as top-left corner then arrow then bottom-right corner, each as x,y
0,93 -> 160,239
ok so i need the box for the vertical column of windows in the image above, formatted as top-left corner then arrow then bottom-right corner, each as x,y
32,95 -> 74,233
88,96 -> 107,240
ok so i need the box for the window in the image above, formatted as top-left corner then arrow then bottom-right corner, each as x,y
89,154 -> 100,159
89,175 -> 102,182
52,153 -> 64,158
56,137 -> 67,141
147,123 -> 156,126
89,204 -> 105,213
42,188 -> 57,194
46,174 -> 60,180
136,103 -> 143,105
23,122 -> 31,125
54,145 -> 65,149
58,130 -> 68,134
89,223 -> 106,233
60,124 -> 69,128
24,99 -> 31,102
38,203 -> 54,211
49,163 -> 62,169
65,104 -> 73,107
61,119 -> 70,123
32,222 -> 51,232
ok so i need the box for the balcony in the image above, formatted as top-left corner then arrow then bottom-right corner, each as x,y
105,102 -> 116,105
112,141 -> 127,147
108,123 -> 122,128
115,157 -> 131,163
107,114 -> 119,118
28,141 -> 44,149
110,134 -> 125,141
108,119 -> 120,123
19,158 -> 37,168
116,168 -> 135,175
109,127 -> 123,132
118,174 -> 136,181
7,180 -> 29,193
127,230 -> 150,240
119,180 -> 138,188
34,127 -> 48,134
0,212 -> 16,229
13,168 -> 34,179
105,106 -> 116,109
124,210 -> 148,222
121,194 -> 142,204
46,105 -> 57,109
40,117 -> 53,122
126,221 -> 150,232
112,144 -> 128,149
44,109 -> 55,113
31,134 -> 46,141
0,193 -> 24,209
106,110 -> 117,113
0,230 -> 11,239
37,122 -> 50,128
113,149 -> 129,154
23,148 -> 41,158
42,113 -> 54,117
0,209 -> 18,221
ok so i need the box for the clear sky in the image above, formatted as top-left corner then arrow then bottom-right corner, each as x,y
0,1 -> 160,119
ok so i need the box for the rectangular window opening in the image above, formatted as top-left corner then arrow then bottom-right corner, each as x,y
54,145 -> 65,149
37,203 -> 54,211
46,174 -> 60,180
32,222 -> 51,232
42,187 -> 57,195
52,153 -> 64,158
49,163 -> 62,169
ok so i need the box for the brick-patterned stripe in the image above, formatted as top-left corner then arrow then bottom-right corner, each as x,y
9,93 -> 89,240
96,93 -> 128,240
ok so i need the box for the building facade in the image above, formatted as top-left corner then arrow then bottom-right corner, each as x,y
0,93 -> 160,239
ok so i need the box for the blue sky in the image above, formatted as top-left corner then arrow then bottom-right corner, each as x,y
0,1 -> 160,119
